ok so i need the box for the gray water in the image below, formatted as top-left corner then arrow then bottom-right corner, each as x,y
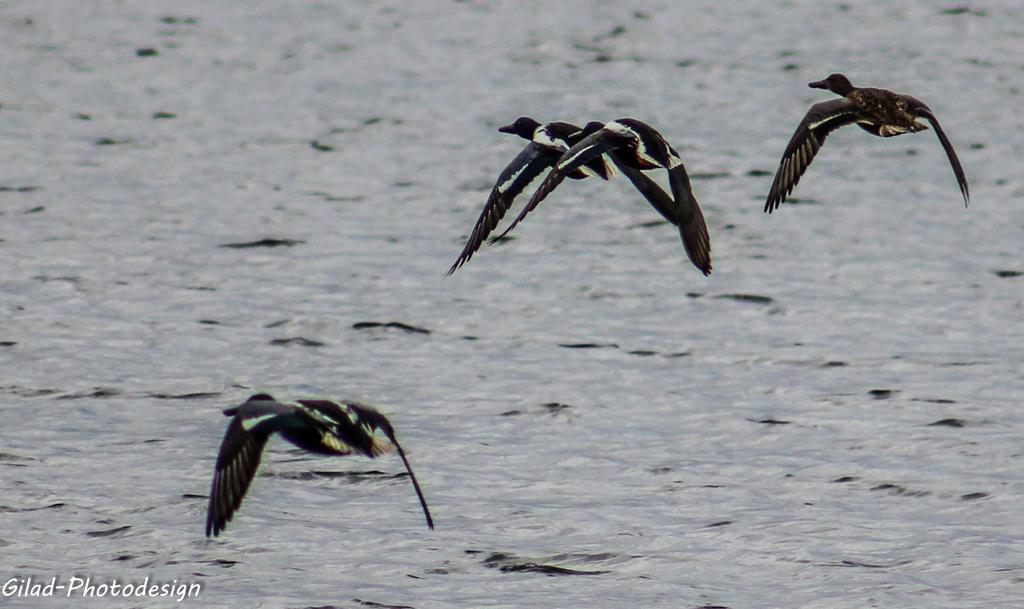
2,1 -> 1022,608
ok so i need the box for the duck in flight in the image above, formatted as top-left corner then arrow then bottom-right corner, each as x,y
205,393 -> 433,537
446,118 -> 612,276
495,118 -> 712,276
765,73 -> 969,213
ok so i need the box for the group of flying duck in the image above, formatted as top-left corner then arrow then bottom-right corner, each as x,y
204,74 -> 970,538
449,72 -> 969,277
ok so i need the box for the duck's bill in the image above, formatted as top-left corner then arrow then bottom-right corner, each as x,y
498,122 -> 518,134
808,79 -> 828,89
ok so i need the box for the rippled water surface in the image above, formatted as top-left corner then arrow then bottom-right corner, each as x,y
2,1 -> 1022,608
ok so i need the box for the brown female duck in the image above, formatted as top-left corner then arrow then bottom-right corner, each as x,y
765,73 -> 969,213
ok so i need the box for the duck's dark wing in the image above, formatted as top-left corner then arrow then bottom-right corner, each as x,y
667,165 -> 712,276
386,434 -> 434,530
447,143 -> 561,275
206,400 -> 294,537
611,155 -> 677,225
573,157 -> 614,181
584,156 -> 614,181
339,401 -> 434,530
916,108 -> 969,207
612,156 -> 712,276
490,129 -> 636,242
765,99 -> 861,213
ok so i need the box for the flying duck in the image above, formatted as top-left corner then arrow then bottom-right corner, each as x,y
205,393 -> 433,537
495,118 -> 712,276
501,116 -> 615,181
765,73 -> 970,213
446,118 -> 612,275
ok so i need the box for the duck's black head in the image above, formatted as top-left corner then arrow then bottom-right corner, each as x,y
809,73 -> 854,96
498,116 -> 541,139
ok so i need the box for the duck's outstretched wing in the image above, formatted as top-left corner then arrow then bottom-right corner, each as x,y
206,399 -> 293,537
490,128 -> 636,243
666,165 -> 712,276
916,108 -> 969,207
339,401 -> 434,530
582,154 -> 615,181
765,98 -> 860,213
447,143 -> 561,275
611,155 -> 677,226
612,156 -> 712,276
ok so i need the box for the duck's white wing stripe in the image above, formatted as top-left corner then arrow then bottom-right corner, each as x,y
295,402 -> 346,427
320,431 -> 355,454
602,120 -> 633,136
807,112 -> 851,131
495,149 -> 546,195
557,142 -> 604,170
532,128 -> 568,151
240,413 -> 279,432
